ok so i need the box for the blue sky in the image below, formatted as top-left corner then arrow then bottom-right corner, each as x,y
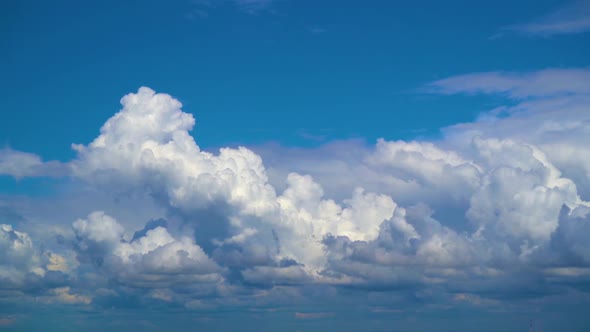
3,0 -> 588,157
1,0 -> 590,331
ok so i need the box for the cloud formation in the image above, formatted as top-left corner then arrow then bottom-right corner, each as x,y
1,77 -> 589,316
429,68 -> 590,200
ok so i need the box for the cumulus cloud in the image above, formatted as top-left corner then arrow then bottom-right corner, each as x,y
70,87 -> 277,217
65,87 -> 399,284
0,224 -> 43,288
429,68 -> 590,201
367,139 -> 481,201
467,137 -> 584,243
0,223 -> 82,305
259,68 -> 590,294
1,81 -> 589,313
72,211 -> 222,289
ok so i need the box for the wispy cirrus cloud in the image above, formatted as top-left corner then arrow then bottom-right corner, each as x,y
507,1 -> 590,36
426,68 -> 590,99
0,149 -> 68,179
187,0 -> 277,18
234,0 -> 275,13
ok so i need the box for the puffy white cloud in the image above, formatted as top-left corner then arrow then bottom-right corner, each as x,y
0,224 -> 43,288
72,211 -> 222,288
427,68 -> 590,264
323,202 -> 479,285
71,87 -> 277,217
66,87 -> 401,282
0,224 -> 37,268
2,80 -> 590,311
258,132 -> 588,272
428,69 -> 590,249
73,211 -> 124,246
432,69 -> 590,199
368,139 -> 481,201
0,224 -> 77,303
314,134 -> 590,289
268,173 -> 397,272
467,138 -> 585,244
59,85 -> 590,289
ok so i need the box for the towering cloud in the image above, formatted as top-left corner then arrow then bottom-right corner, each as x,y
65,88 -> 398,281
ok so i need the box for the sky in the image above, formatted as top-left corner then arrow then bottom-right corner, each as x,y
0,0 -> 590,331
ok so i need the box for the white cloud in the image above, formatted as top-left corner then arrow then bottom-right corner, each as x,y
367,139 -> 481,201
0,149 -> 67,178
71,87 -> 277,217
0,223 -> 75,296
66,85 -> 590,286
73,211 -> 222,288
0,224 -> 43,288
66,87 -> 401,282
428,68 -> 590,200
1,80 -> 590,311
466,137 -> 583,243
73,211 -> 125,245
272,173 -> 397,271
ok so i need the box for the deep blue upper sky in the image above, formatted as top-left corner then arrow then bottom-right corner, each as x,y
2,0 -> 588,160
